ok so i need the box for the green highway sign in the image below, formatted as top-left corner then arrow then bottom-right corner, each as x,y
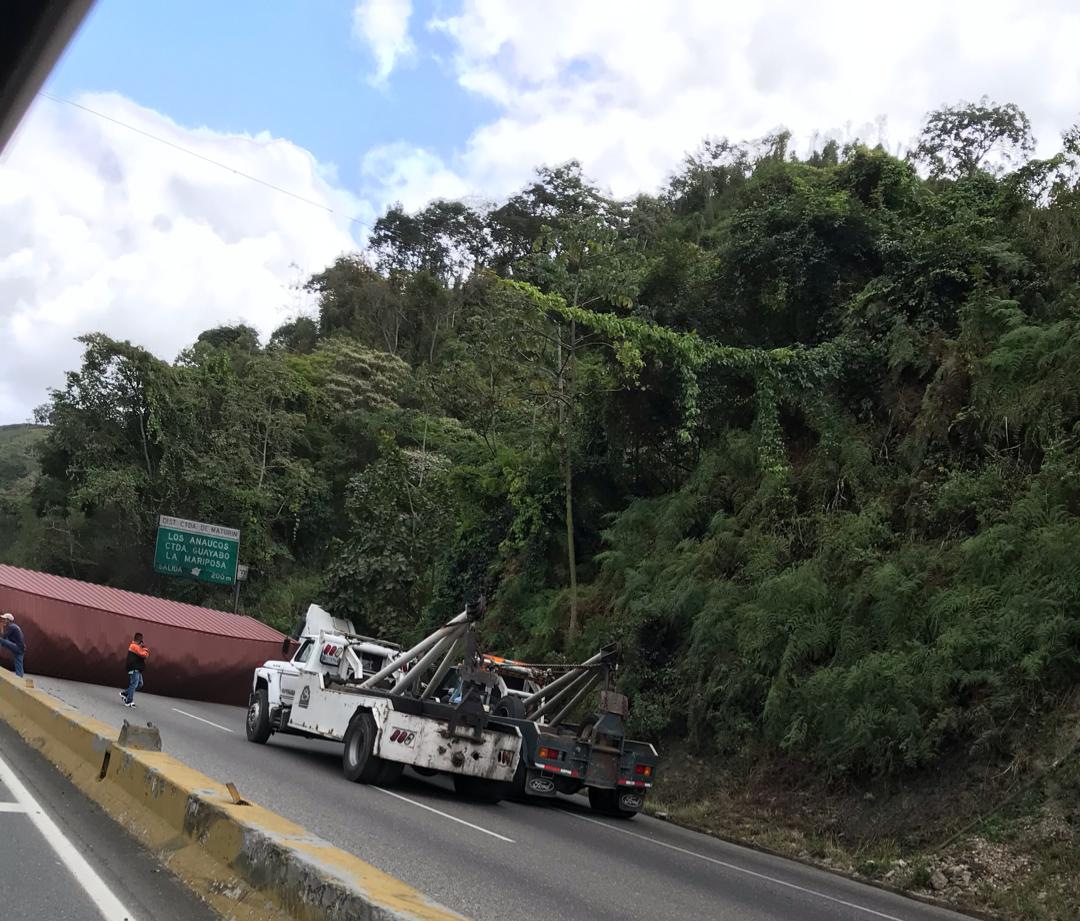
154,515 -> 240,586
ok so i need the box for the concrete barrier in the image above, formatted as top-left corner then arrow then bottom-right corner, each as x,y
0,669 -> 464,921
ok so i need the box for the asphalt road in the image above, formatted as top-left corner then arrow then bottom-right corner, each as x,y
0,717 -> 220,921
31,674 -> 976,921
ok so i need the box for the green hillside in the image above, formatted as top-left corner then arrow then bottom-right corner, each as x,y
3,99 -> 1079,918
0,423 -> 47,497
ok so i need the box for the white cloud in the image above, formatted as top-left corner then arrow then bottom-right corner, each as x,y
361,142 -> 471,211
353,0 -> 415,85
413,0 -> 1080,199
0,93 -> 367,422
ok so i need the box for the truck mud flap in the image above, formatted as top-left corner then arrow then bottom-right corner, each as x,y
618,790 -> 645,813
524,770 -> 558,797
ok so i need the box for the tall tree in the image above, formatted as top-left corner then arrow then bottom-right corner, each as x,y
911,97 -> 1035,179
371,200 -> 490,283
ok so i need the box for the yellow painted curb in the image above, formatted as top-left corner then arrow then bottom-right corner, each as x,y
0,669 -> 465,921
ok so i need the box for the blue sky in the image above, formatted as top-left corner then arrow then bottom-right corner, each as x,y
45,0 -> 494,200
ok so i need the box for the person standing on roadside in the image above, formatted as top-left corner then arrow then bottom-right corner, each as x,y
0,612 -> 25,678
120,632 -> 149,707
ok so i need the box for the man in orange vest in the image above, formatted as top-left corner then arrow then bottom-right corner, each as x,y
120,632 -> 149,707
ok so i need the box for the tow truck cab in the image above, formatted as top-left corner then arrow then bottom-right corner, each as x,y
247,603 -> 521,799
248,603 -> 401,738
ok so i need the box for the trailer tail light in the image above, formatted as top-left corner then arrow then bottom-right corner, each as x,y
634,764 -> 652,778
538,746 -> 561,761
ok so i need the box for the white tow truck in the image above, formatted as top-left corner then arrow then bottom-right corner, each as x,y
246,602 -> 521,800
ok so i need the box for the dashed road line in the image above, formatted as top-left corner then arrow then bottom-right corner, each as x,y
373,787 -> 515,843
172,707 -> 234,733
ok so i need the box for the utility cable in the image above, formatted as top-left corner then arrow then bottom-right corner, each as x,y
36,91 -> 370,231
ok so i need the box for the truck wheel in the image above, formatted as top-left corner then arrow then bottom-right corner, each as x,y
507,752 -> 528,800
492,699 -> 527,800
588,787 -> 637,819
246,688 -> 272,744
453,774 -> 505,803
492,696 -> 527,719
342,711 -> 384,784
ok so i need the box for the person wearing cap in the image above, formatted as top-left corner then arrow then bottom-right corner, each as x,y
0,612 -> 25,678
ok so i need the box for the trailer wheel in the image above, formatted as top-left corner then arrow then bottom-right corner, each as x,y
453,774 -> 505,803
342,711 -> 384,784
588,787 -> 637,819
246,688 -> 272,744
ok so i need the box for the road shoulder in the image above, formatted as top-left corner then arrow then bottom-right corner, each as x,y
0,718 -> 221,921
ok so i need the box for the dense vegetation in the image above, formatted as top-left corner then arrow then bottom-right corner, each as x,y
6,99 -> 1080,782
0,424 -> 48,559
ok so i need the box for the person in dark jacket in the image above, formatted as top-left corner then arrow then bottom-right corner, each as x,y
120,632 -> 149,707
0,612 -> 25,677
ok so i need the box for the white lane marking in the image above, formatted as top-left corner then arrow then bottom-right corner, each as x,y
0,751 -> 138,921
172,707 -> 235,733
373,787 -> 515,843
0,801 -> 28,812
566,812 -> 911,921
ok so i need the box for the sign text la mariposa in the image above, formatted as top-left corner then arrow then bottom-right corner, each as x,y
153,515 -> 240,586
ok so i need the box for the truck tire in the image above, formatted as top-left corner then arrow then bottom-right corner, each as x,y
452,774 -> 505,803
491,697 -> 528,798
342,711 -> 384,784
588,787 -> 637,819
492,695 -> 527,719
507,753 -> 528,800
246,687 -> 272,744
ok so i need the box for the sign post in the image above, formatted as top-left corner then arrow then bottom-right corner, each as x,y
233,563 -> 249,613
154,515 -> 240,586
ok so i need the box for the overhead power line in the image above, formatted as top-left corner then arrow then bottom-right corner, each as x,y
36,91 -> 370,231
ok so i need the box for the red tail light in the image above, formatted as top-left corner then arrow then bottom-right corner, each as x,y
634,764 -> 652,778
538,746 -> 561,761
